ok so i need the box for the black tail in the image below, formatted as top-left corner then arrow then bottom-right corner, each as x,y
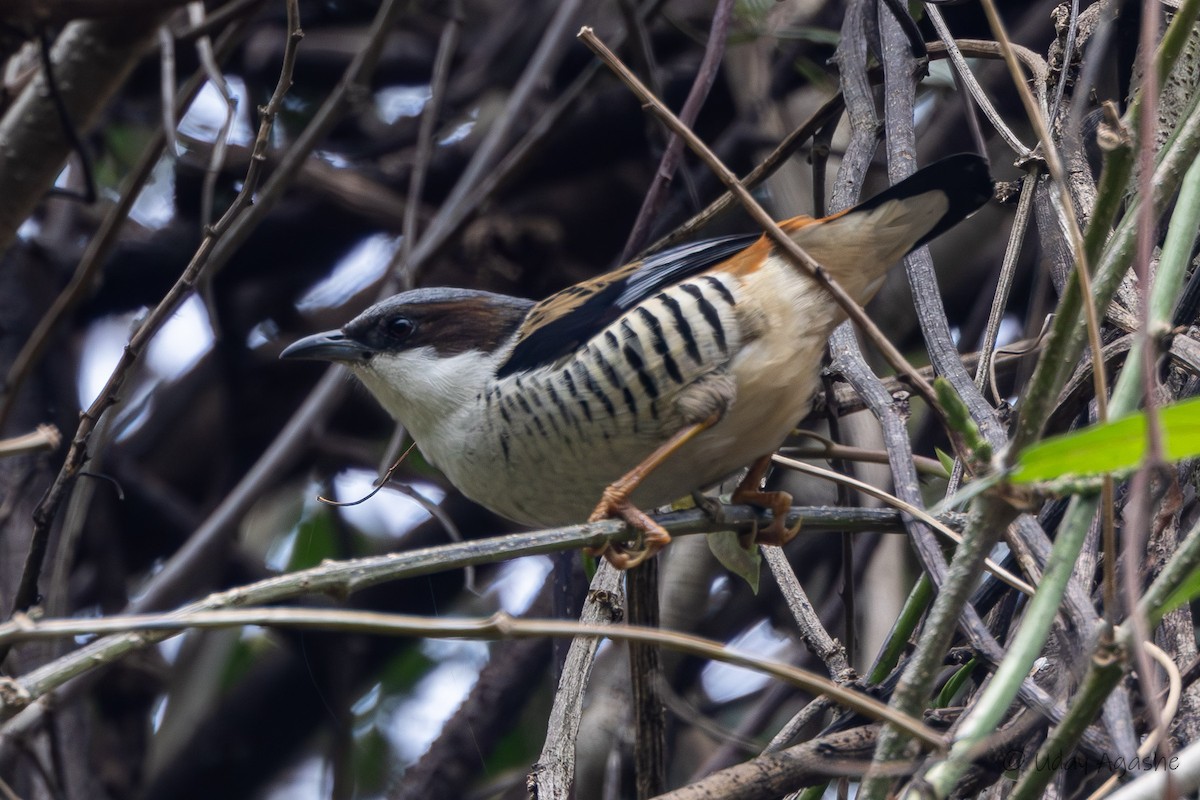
854,154 -> 994,250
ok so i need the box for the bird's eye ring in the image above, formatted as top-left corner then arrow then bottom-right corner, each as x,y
385,316 -> 416,339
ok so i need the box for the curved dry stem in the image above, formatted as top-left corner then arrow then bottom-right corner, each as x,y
1083,641 -> 1182,800
925,12 -> 1036,156
0,606 -> 948,751
772,455 -> 1034,595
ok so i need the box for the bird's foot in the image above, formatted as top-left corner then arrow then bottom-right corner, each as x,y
586,487 -> 672,569
730,484 -> 800,549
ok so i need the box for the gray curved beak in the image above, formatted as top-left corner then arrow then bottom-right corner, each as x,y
280,330 -> 373,362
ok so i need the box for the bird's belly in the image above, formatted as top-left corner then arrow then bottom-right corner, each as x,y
432,353 -> 820,529
427,268 -> 837,528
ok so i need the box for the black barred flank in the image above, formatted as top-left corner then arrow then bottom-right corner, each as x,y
681,284 -> 727,354
579,364 -> 616,418
659,292 -> 702,364
622,386 -> 638,416
703,275 -> 736,307
597,350 -> 622,389
623,344 -> 659,401
530,413 -> 547,437
635,306 -> 683,384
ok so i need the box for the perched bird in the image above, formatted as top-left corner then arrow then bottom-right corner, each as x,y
282,154 -> 993,567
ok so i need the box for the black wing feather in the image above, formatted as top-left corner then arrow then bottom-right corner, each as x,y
497,154 -> 992,378
498,234 -> 757,378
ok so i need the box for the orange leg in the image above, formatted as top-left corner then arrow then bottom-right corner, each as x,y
587,414 -> 719,569
730,455 -> 801,548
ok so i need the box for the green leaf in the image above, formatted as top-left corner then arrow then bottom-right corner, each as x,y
934,447 -> 956,478
936,658 -> 978,707
1011,396 -> 1200,484
707,530 -> 760,593
1158,566 -> 1200,619
935,378 -> 992,461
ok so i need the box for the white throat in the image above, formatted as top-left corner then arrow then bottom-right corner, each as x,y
351,345 -> 502,448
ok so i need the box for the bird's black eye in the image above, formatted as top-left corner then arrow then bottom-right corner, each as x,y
384,316 -> 416,340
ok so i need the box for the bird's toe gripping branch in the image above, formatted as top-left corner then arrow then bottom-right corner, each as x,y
586,493 -> 671,569
730,454 -> 801,549
585,414 -> 720,569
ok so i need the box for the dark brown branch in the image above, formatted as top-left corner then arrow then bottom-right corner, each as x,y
0,21 -> 251,433
36,28 -> 95,204
0,17 -> 160,258
621,0 -> 734,259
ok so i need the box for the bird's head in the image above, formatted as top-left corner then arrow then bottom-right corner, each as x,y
281,287 -> 534,433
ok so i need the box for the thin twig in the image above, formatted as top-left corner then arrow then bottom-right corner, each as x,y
378,0 -> 462,479
782,434 -> 947,477
621,0 -> 734,259
762,546 -> 852,680
1122,0 -> 1170,774
772,456 -> 1034,596
76,0 -> 410,621
762,695 -> 833,754
11,0 -> 304,625
628,559 -> 665,798
978,0 -> 1110,454
646,92 -> 844,253
529,563 -> 624,799
0,426 -> 60,459
431,0 -> 586,240
157,23 -> 177,154
0,504 -> 942,723
925,11 -> 1034,157
0,21 -> 250,433
0,606 -> 947,750
399,0 -> 461,288
974,175 -> 1036,402
188,0 -> 237,232
175,0 -> 264,41
378,0 -> 601,293
36,28 -> 97,204
1048,0 -> 1080,125
1084,641 -> 1182,800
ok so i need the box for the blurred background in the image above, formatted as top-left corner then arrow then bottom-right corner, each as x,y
0,0 -> 1123,797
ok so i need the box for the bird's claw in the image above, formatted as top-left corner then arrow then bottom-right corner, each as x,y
730,486 -> 800,549
586,489 -> 671,569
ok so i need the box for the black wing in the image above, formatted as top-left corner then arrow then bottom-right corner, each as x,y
497,234 -> 757,378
